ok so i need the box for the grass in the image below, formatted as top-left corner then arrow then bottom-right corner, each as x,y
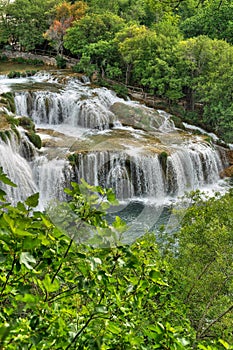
0,62 -> 50,74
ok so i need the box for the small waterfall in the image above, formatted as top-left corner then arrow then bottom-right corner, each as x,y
73,141 -> 224,200
0,138 -> 37,204
14,80 -> 120,130
32,156 -> 73,209
0,127 -> 72,208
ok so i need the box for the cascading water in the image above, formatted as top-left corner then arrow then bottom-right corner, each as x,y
74,141 -> 224,200
0,136 -> 37,204
0,72 -> 229,217
14,82 -> 118,130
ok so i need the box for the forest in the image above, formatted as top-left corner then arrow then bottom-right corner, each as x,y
0,0 -> 233,349
0,0 -> 233,143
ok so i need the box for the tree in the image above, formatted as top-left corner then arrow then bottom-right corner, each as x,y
44,1 -> 87,56
0,0 -> 57,51
167,190 -> 233,344
114,24 -> 150,85
181,0 -> 233,44
64,12 -> 125,56
175,35 -> 233,141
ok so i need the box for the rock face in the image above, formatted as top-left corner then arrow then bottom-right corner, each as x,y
220,150 -> 233,178
1,50 -> 78,68
227,150 -> 233,165
220,165 -> 233,178
110,102 -> 168,132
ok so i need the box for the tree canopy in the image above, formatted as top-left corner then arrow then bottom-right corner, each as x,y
1,0 -> 233,142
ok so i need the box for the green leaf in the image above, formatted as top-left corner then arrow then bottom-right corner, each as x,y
219,339 -> 232,349
25,192 -> 39,208
0,167 -> 17,187
20,252 -> 36,270
0,325 -> 11,344
14,228 -> 33,237
0,188 -> 6,201
108,322 -> 121,334
43,274 -> 60,292
149,270 -> 162,283
3,213 -> 15,232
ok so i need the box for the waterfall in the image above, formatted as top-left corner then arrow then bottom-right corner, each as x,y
0,137 -> 37,204
32,156 -> 73,210
14,80 -> 120,130
73,141 -> 224,200
0,73 -> 229,210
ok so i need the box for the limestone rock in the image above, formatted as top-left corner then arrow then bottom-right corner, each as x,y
226,150 -> 233,165
220,165 -> 233,178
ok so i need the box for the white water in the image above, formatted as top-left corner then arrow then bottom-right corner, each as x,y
0,137 -> 37,204
14,79 -> 120,130
0,72 -> 230,214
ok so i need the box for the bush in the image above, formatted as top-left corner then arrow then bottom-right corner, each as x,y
56,55 -> 67,69
0,54 -> 8,62
7,71 -> 21,78
12,57 -> 43,65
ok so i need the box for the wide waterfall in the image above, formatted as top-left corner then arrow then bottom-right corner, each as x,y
0,73 -> 229,221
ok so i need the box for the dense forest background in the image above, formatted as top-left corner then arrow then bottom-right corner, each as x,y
1,0 -> 233,143
1,1 -> 233,349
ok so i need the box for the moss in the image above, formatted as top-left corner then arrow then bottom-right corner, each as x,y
7,70 -> 38,79
26,131 -> 42,149
68,153 -> 79,165
1,92 -> 16,113
170,115 -> 185,130
0,130 -> 8,143
18,116 -> 35,132
7,71 -> 21,78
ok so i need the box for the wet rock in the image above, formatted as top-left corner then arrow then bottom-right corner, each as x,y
226,150 -> 233,165
220,165 -> 233,178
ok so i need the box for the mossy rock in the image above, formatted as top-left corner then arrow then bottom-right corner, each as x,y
170,115 -> 185,130
0,92 -> 16,113
18,116 -> 35,132
26,131 -> 42,149
0,130 -> 9,143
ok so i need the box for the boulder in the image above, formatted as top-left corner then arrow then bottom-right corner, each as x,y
226,150 -> 233,165
220,165 -> 233,178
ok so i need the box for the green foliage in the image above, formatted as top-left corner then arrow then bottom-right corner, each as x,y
26,131 -> 42,149
12,57 -> 44,66
168,190 -> 233,343
56,55 -> 67,69
0,172 -> 198,349
181,0 -> 233,44
175,35 -> 233,142
7,70 -> 38,79
72,54 -> 96,77
64,12 -> 125,56
0,0 -> 57,50
0,54 -> 8,62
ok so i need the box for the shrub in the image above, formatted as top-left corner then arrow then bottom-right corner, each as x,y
56,55 -> 67,69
